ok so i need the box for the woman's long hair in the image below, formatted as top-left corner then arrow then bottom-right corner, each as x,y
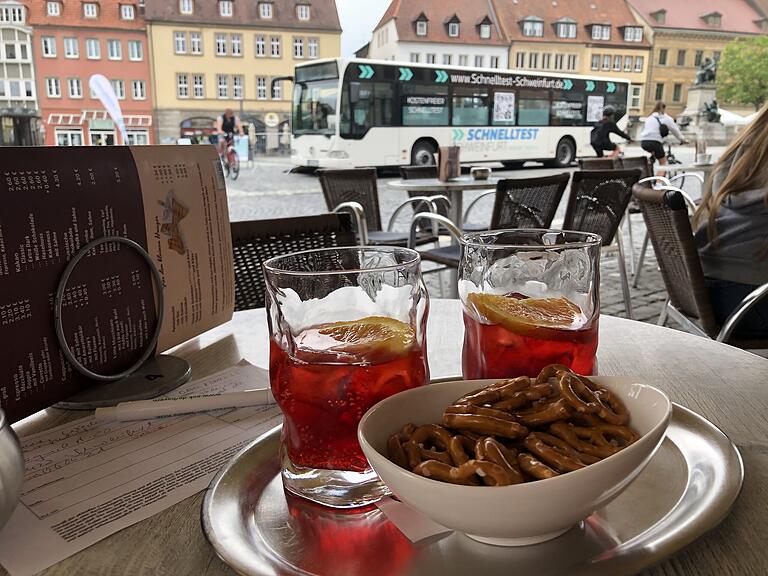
693,102 -> 768,258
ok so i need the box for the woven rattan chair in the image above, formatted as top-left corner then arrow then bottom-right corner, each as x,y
408,173 -> 571,270
578,157 -> 619,170
230,213 -> 356,311
563,169 -> 641,318
318,168 -> 436,247
632,184 -> 768,349
617,156 -> 654,274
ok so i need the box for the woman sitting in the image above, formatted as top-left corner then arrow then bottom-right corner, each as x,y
693,103 -> 768,338
590,107 -> 631,158
639,101 -> 686,176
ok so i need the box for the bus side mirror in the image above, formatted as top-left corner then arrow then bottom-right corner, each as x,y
350,83 -> 361,104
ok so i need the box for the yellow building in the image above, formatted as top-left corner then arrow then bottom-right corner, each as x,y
144,0 -> 341,143
627,1 -> 767,116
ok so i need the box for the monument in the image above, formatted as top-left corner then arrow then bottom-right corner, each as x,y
679,58 -> 734,145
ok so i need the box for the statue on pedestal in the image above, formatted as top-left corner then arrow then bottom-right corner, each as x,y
703,99 -> 721,123
695,57 -> 717,85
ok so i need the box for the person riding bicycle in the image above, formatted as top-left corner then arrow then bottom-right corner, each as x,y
215,108 -> 244,160
590,107 -> 631,158
639,101 -> 687,176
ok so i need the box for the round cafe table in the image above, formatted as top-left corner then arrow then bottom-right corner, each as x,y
8,300 -> 768,576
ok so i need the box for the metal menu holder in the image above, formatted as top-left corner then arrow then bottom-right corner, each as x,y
0,145 -> 235,422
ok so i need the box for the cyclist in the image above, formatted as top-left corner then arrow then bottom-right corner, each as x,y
639,101 -> 687,176
590,107 -> 631,158
215,108 -> 244,162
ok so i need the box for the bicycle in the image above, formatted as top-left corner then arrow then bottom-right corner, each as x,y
219,133 -> 240,181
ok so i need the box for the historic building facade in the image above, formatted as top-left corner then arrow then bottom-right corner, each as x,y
27,0 -> 154,145
144,0 -> 341,143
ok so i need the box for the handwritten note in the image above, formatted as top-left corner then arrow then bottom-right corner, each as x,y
0,361 -> 280,576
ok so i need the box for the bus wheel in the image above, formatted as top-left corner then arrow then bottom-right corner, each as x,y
411,141 -> 437,166
551,138 -> 576,167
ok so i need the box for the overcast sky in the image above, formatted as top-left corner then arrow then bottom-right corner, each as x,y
336,0 -> 391,56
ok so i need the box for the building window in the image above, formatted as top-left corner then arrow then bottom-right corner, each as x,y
219,0 -> 232,17
676,49 -> 686,66
658,48 -> 667,65
613,55 -> 621,71
602,54 -> 610,70
128,40 -> 142,61
567,54 -> 577,70
490,56 -> 500,68
255,35 -> 265,57
110,79 -> 125,99
624,55 -> 632,71
528,52 -> 539,68
448,22 -> 459,37
260,2 -> 272,18
126,130 -> 149,145
271,78 -> 281,99
634,55 -> 644,72
703,12 -> 721,27
480,24 -> 491,39
590,54 -> 599,70
270,36 -> 280,57
179,0 -> 193,14
192,74 -> 204,98
654,83 -> 664,101
41,36 -> 56,57
46,77 -> 61,97
174,32 -> 186,54
443,54 -> 451,65
416,20 -> 427,36
83,3 -> 98,18
672,83 -> 682,102
297,4 -> 310,20
713,50 -> 721,61
591,24 -> 611,40
107,39 -> 121,60
0,5 -> 25,21
557,22 -> 577,38
474,55 -> 483,67
522,18 -> 544,37
459,54 -> 468,66
47,1 -> 61,16
541,53 -> 551,69
256,76 -> 267,99
216,74 -> 228,98
231,34 -> 242,56
86,38 -> 100,59
623,27 -> 643,42
516,52 -> 525,68
293,37 -> 303,58
232,75 -> 243,99
215,33 -> 227,55
190,32 -> 202,54
67,78 -> 82,98
131,80 -> 146,99
63,37 -> 78,58
55,129 -> 83,146
426,53 -> 436,64
308,37 -> 318,58
177,74 -> 188,98
410,52 -> 419,63
554,53 -> 564,69
121,5 -> 135,20
694,50 -> 703,67
631,85 -> 641,108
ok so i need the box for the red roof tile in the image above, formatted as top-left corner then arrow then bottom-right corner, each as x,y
628,0 -> 764,34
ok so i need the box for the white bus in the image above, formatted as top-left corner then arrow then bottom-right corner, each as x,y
288,58 -> 630,169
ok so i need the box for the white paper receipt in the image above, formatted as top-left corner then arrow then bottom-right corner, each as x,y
0,361 -> 281,576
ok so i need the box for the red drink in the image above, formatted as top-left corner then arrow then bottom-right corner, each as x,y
462,293 -> 598,379
270,317 -> 428,472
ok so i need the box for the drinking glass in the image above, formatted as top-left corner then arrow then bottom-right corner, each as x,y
459,230 -> 601,379
264,246 -> 430,508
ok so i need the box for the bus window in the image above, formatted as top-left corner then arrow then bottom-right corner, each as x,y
551,90 -> 584,126
518,89 -> 550,126
293,79 -> 338,135
340,82 -> 394,138
452,88 -> 489,126
492,91 -> 516,126
401,84 -> 449,126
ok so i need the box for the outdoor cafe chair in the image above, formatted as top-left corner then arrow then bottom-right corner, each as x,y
318,168 -> 439,247
399,165 -> 452,235
563,169 -> 642,319
632,184 -> 768,350
578,157 -> 619,171
230,213 -> 356,311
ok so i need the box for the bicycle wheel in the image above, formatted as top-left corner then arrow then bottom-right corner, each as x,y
230,154 -> 240,180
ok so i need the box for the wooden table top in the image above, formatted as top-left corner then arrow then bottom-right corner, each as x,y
8,299 -> 768,576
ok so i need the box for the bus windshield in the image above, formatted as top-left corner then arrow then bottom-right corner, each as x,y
293,62 -> 339,135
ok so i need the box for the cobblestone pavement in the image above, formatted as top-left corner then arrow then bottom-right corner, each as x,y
226,145 -> 723,329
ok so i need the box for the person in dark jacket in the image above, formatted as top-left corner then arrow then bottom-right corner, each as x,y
590,107 -> 631,158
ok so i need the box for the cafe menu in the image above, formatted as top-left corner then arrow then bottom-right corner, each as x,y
0,145 -> 234,422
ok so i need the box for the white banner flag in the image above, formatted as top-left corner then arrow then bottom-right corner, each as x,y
88,74 -> 128,143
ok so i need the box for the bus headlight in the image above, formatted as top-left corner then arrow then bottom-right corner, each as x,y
328,150 -> 349,159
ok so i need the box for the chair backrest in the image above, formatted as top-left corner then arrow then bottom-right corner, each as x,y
578,158 -> 618,171
318,168 -> 382,231
230,213 -> 356,311
490,173 -> 571,229
619,156 -> 653,179
564,169 -> 641,246
632,184 -> 718,336
399,165 -> 437,180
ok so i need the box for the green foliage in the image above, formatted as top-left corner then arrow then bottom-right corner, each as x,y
719,36 -> 768,110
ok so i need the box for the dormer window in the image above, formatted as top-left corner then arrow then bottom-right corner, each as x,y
623,26 -> 643,42
297,4 -> 310,21
83,3 -> 98,18
651,9 -> 666,25
414,13 -> 428,36
219,0 -> 232,17
446,15 -> 460,37
120,4 -> 135,20
480,23 -> 491,38
179,0 -> 193,14
522,16 -> 544,37
702,12 -> 722,27
591,24 -> 611,40
756,18 -> 768,32
259,2 -> 272,19
47,1 -> 61,16
556,19 -> 577,38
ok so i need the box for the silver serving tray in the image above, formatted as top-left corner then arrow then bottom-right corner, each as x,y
201,404 -> 743,576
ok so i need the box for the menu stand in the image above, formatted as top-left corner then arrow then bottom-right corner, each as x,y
52,235 -> 191,410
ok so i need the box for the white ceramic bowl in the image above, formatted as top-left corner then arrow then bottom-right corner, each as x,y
358,377 -> 671,546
